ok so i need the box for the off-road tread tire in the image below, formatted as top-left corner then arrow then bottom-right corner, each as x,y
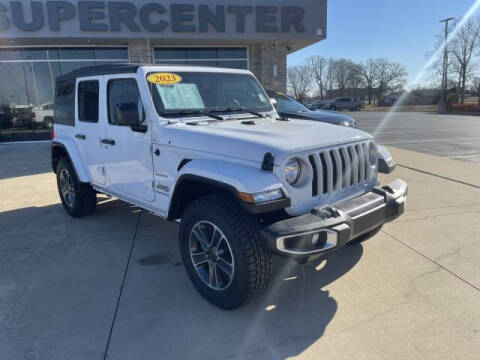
179,194 -> 272,310
348,225 -> 383,245
56,157 -> 96,217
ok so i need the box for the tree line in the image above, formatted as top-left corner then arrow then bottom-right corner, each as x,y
429,18 -> 480,104
287,57 -> 407,104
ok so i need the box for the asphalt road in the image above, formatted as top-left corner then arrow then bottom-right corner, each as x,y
349,111 -> 480,163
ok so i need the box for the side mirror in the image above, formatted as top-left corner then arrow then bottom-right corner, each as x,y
115,103 -> 140,126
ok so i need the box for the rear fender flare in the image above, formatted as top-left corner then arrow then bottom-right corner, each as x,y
52,138 -> 90,182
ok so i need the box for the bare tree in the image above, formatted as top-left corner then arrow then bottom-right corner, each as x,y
287,64 -> 312,103
347,63 -> 366,99
306,56 -> 327,98
376,58 -> 407,100
361,59 -> 380,104
325,58 -> 337,97
449,18 -> 480,103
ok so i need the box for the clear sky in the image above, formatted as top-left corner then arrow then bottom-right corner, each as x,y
288,0 -> 479,84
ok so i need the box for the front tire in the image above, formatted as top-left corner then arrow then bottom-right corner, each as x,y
56,157 -> 96,217
179,195 -> 272,310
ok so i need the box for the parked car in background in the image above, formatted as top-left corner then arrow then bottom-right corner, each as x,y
11,106 -> 35,129
32,103 -> 54,128
0,112 -> 13,129
309,97 -> 363,111
267,90 -> 357,128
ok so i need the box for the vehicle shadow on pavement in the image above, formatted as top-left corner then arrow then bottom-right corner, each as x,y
0,198 -> 140,252
0,142 -> 51,180
226,245 -> 364,359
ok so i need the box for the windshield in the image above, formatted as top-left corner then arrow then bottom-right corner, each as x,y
147,71 -> 273,117
272,93 -> 310,113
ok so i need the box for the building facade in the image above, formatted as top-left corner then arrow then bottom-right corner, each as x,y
0,0 -> 326,141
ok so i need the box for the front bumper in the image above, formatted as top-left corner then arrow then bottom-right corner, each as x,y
260,179 -> 407,260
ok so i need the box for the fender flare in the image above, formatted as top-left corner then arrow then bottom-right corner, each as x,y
168,159 -> 288,220
51,138 -> 90,182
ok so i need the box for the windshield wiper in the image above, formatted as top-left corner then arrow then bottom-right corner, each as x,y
161,110 -> 224,121
211,107 -> 265,118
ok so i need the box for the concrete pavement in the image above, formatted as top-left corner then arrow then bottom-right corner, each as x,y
0,142 -> 479,359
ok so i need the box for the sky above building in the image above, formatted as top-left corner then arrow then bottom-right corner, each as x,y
288,0 -> 479,86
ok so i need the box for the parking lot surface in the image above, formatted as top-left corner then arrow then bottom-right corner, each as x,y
352,111 -> 480,163
1,141 -> 479,360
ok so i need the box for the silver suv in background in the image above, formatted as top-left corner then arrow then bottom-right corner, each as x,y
309,97 -> 363,111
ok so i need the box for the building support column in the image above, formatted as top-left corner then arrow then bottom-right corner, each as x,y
128,40 -> 152,64
249,44 -> 288,93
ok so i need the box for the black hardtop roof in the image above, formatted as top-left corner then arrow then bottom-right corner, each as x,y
55,63 -> 228,83
56,64 -> 142,82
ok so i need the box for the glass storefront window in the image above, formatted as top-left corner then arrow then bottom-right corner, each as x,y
0,47 -> 128,142
154,47 -> 248,70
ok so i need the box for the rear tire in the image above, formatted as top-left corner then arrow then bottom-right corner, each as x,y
179,194 -> 272,310
349,225 -> 383,245
56,157 -> 96,217
330,105 -> 337,111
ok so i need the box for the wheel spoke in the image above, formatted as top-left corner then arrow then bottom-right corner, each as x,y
214,233 -> 224,250
192,226 -> 210,249
208,261 -> 216,287
191,251 -> 209,266
216,257 -> 233,278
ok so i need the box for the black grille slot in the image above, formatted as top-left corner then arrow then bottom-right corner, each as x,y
319,153 -> 328,194
308,155 -> 318,197
363,143 -> 369,181
339,149 -> 347,188
329,150 -> 337,191
347,147 -> 355,185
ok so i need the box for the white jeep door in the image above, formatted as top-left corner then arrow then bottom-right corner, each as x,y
74,77 -> 106,185
101,76 -> 155,202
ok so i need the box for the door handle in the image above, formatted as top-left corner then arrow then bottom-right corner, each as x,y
100,138 -> 116,146
75,133 -> 86,140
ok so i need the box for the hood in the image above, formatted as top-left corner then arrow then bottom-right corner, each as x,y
280,110 -> 356,126
159,118 -> 372,165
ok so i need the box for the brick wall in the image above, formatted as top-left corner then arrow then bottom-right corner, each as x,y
249,44 -> 288,93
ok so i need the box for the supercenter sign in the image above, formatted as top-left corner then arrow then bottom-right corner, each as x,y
0,0 -> 326,40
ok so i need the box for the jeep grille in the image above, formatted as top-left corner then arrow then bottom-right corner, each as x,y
307,141 -> 376,197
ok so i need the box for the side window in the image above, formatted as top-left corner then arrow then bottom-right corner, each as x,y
107,78 -> 145,125
78,80 -> 99,123
54,80 -> 75,126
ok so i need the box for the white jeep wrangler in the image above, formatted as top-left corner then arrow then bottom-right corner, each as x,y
51,64 -> 407,309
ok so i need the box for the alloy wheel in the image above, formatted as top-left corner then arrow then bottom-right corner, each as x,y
59,168 -> 75,208
189,221 -> 234,290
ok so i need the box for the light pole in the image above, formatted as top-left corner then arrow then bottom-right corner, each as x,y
440,17 -> 454,113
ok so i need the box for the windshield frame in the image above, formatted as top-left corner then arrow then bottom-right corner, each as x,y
146,71 -> 273,119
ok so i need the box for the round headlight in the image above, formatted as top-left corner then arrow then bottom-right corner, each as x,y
285,158 -> 301,185
369,142 -> 378,165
